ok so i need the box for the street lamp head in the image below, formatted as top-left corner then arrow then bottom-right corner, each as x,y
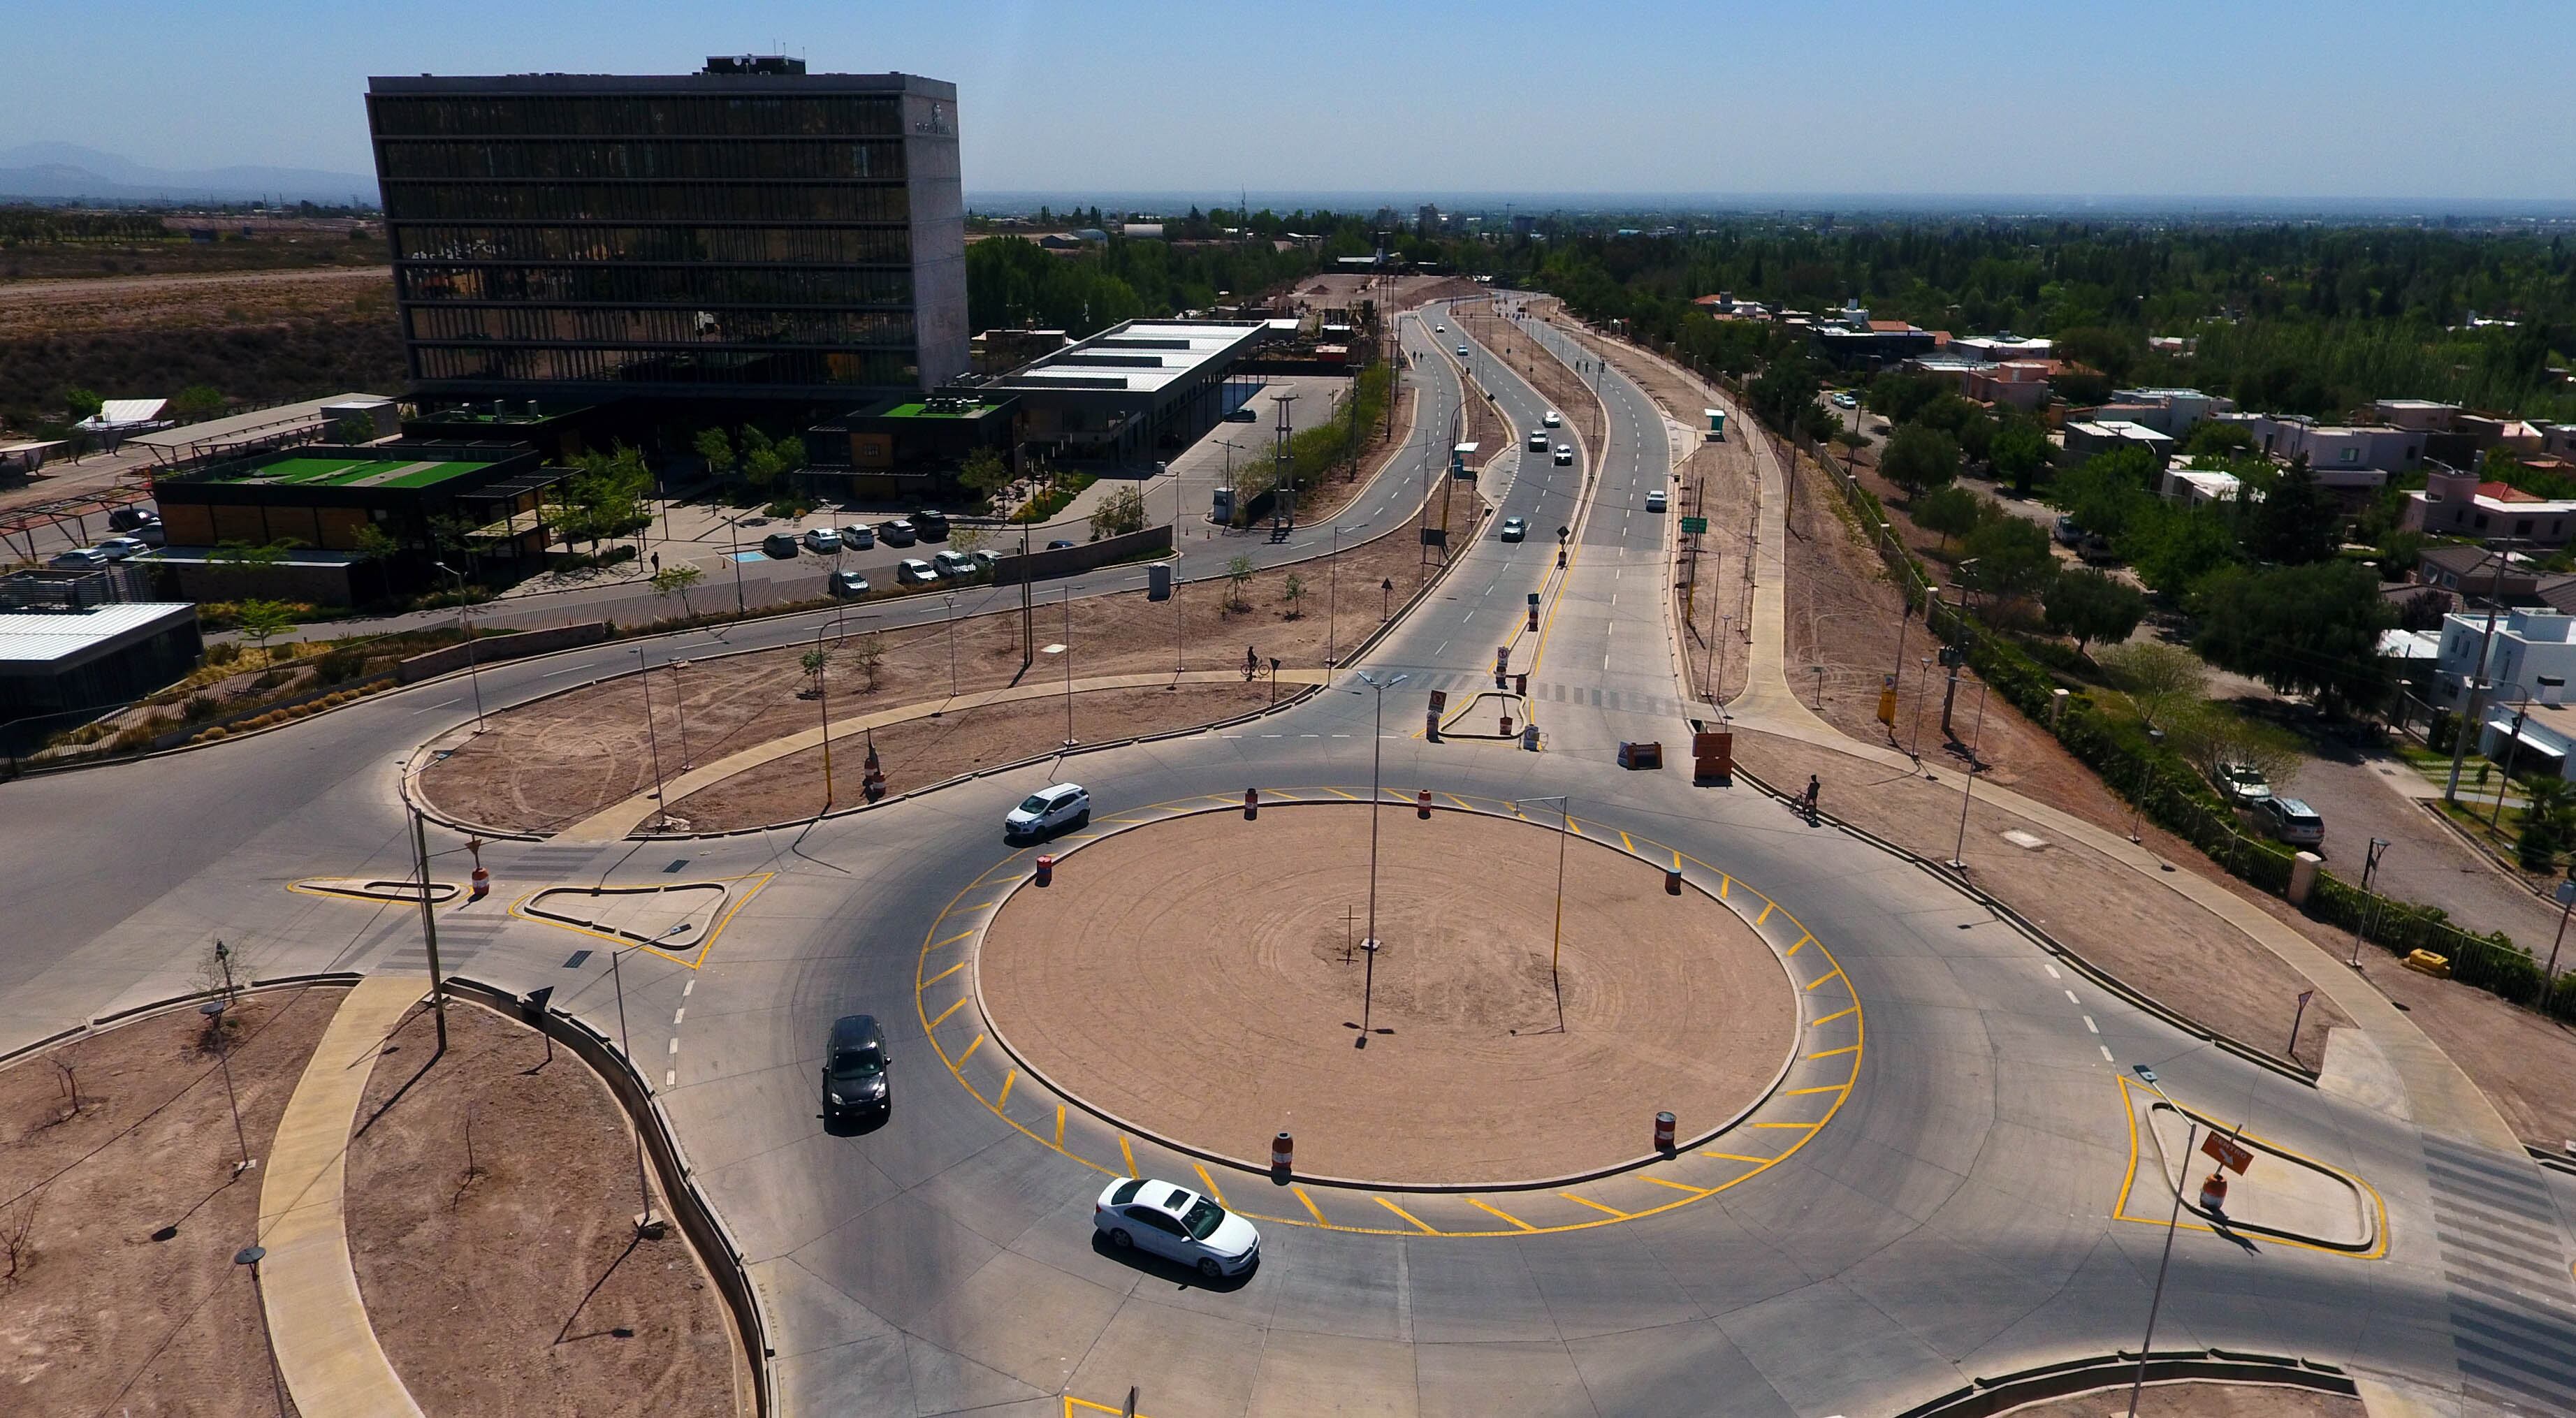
2131,1064 -> 2157,1083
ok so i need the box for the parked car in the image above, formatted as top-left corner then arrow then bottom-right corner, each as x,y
1528,429 -> 1549,451
2053,516 -> 2085,547
1552,444 -> 1574,467
839,523 -> 876,550
1005,782 -> 1089,841
1831,391 -> 1858,409
803,527 -> 843,554
1046,539 -> 1076,550
1645,490 -> 1667,513
820,1014 -> 889,1122
48,547 -> 110,568
827,570 -> 870,598
761,532 -> 799,558
932,550 -> 977,579
2213,761 -> 2273,807
2077,533 -> 2119,564
131,521 -> 166,547
96,536 -> 152,560
1223,405 -> 1258,422
910,509 -> 950,541
970,549 -> 998,575
1093,1176 -> 1260,1278
108,505 -> 158,532
1500,516 -> 1527,542
895,557 -> 939,586
2252,796 -> 2325,849
1543,410 -> 1561,428
878,519 -> 917,547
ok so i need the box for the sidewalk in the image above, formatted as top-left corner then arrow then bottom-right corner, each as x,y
553,666 -> 1334,842
255,976 -> 430,1418
1557,314 -> 2523,1153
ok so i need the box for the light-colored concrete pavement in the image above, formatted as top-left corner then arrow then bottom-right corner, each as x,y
255,975 -> 430,1418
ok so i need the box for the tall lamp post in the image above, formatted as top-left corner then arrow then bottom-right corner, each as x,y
610,920 -> 691,1230
1351,671 -> 1408,1039
1327,522 -> 1364,668
810,625 -> 836,810
635,647 -> 670,829
1946,679 -> 1991,871
432,562 -> 486,733
2347,837 -> 2392,967
2125,1065 -> 2198,1418
1515,794 -> 1575,1032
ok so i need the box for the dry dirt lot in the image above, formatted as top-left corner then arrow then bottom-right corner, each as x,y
980,805 -> 1797,1185
347,996 -> 744,1417
667,682 -> 1272,831
420,477 -> 1483,835
0,985 -> 340,1418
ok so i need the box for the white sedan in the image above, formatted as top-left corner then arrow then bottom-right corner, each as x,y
1094,1177 -> 1260,1277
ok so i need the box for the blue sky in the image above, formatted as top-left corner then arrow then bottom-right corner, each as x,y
3,0 -> 2568,202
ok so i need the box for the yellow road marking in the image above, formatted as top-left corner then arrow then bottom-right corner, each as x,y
1266,789 -> 1303,801
1620,831 -> 1635,853
1558,1192 -> 1629,1218
1443,792 -> 1476,810
1324,787 -> 1360,800
1055,1105 -> 1066,1148
1193,1164 -> 1227,1206
1807,1045 -> 1859,1060
1376,1197 -> 1437,1234
1640,1176 -> 1710,1197
922,958 -> 968,988
929,929 -> 974,950
957,1032 -> 985,1065
1701,1150 -> 1773,1163
1119,1134 -> 1137,1176
1805,966 -> 1847,992
1463,1197 -> 1537,1231
1785,935 -> 1809,957
1718,872 -> 1729,897
927,997 -> 969,1030
1755,900 -> 1774,925
960,900 -> 998,913
1811,1004 -> 1859,1026
996,1069 -> 1017,1107
1754,1121 -> 1812,1130
1293,1186 -> 1327,1224
1787,1083 -> 1850,1097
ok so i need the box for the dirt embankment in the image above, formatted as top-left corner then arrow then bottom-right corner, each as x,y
420,476 -> 1484,835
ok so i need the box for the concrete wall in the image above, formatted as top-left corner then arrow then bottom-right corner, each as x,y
990,524 -> 1174,586
396,620 -> 611,683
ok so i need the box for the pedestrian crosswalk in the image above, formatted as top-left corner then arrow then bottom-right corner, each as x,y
2422,1136 -> 2576,1415
1378,668 -> 1707,723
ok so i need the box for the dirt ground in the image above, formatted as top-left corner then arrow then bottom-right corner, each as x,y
420,478 -> 1483,835
0,985 -> 340,1418
0,265 -> 392,335
2007,1380 -> 2362,1418
346,996 -> 743,1418
2348,933 -> 2576,1146
666,682 -> 1273,831
978,804 -> 1798,1185
1733,728 -> 2354,1069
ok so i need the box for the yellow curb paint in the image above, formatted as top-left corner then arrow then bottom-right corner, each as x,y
1640,1176 -> 1711,1197
1193,1163 -> 1227,1207
1807,1045 -> 1859,1060
957,1032 -> 985,1065
927,929 -> 974,950
1375,1197 -> 1437,1234
1463,1197 -> 1538,1231
1557,1192 -> 1629,1219
1293,1186 -> 1327,1224
997,1069 -> 1017,1108
1701,1150 -> 1773,1163
1119,1134 -> 1137,1176
927,997 -> 969,1030
1811,1004 -> 1859,1026
1805,967 -> 1847,991
922,958 -> 968,988
1054,1105 -> 1066,1148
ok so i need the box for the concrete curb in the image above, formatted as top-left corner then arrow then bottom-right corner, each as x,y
965,796 -> 1811,1195
1730,756 -> 2320,1084
2139,1097 -> 2383,1253
0,972 -> 361,1072
439,976 -> 773,1418
1890,1349 -> 2355,1418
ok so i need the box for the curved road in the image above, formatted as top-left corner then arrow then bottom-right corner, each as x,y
1,298 -> 2566,1417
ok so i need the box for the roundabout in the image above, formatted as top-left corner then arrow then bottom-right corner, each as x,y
973,801 -> 1805,1189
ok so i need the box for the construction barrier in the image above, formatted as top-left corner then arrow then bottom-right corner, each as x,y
1034,855 -> 1056,888
1617,740 -> 1664,770
1272,1131 -> 1293,1176
1417,789 -> 1432,819
1654,1111 -> 1676,1153
1244,788 -> 1258,820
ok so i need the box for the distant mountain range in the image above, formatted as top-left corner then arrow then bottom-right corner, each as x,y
0,143 -> 377,207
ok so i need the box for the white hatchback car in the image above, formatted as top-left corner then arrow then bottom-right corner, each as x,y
1005,782 -> 1089,841
1645,489 -> 1667,513
895,557 -> 939,585
1094,1176 -> 1260,1278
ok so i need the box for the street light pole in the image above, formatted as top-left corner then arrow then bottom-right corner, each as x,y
2125,1065 -> 2194,1418
944,594 -> 959,699
1353,671 -> 1407,1038
433,562 -> 486,733
1947,679 -> 1991,871
408,805 -> 449,1051
812,624 -> 836,811
2347,837 -> 2391,968
635,647 -> 669,830
1516,794 -> 1573,1032
1062,587 -> 1076,747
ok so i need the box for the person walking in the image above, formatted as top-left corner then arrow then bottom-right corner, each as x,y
1803,775 -> 1821,823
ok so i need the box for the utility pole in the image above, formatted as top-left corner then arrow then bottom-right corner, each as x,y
1019,499 -> 1035,670
2447,541 -> 2519,803
409,806 -> 448,1052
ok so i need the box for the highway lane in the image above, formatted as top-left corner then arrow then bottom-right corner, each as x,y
0,300 -> 2554,1415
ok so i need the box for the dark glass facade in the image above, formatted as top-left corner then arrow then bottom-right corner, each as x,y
366,69 -> 966,403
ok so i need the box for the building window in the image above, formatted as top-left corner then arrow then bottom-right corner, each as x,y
2519,520 -> 2535,536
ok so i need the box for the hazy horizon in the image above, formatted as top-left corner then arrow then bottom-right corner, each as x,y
6,1 -> 2570,205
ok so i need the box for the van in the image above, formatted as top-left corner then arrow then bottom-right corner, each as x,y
2253,796 -> 2325,849
822,1014 -> 889,1121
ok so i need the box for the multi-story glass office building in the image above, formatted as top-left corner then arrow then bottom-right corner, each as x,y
365,59 -> 966,407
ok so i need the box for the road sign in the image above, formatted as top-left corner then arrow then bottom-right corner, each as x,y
1681,516 -> 1708,534
2200,1131 -> 2254,1175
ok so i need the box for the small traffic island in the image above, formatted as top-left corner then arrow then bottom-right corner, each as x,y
977,802 -> 1798,1187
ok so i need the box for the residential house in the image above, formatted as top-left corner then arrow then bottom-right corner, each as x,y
2403,467 -> 2576,547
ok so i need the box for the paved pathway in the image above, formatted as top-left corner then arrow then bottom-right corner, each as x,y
553,666 -> 1335,842
1574,319 -> 2524,1155
254,976 -> 429,1418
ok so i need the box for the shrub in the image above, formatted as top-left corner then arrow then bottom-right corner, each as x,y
181,694 -> 219,722
196,726 -> 228,742
205,641 -> 242,666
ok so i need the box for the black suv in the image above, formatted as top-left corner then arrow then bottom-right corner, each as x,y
910,509 -> 951,541
822,1014 -> 889,1120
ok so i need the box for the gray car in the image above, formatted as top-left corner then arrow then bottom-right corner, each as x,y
822,1014 -> 889,1120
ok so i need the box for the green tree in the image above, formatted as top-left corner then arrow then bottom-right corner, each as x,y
2190,560 -> 2396,714
1881,425 -> 1960,498
2518,777 -> 2576,871
1958,514 -> 2058,601
694,426 -> 736,480
211,538 -> 301,596
1282,572 -> 1306,618
2243,455 -> 2338,565
233,599 -> 298,664
2048,447 -> 2160,541
957,446 -> 1014,512
650,563 -> 704,616
850,631 -> 887,691
1863,371 -> 1944,426
61,387 -> 104,421
2097,641 -> 2207,731
2044,567 -> 2148,652
1991,416 -> 2051,496
2120,499 -> 2245,597
1089,485 -> 1147,541
1912,485 -> 1981,547
2183,420 -> 2257,461
1912,393 -> 1994,462
799,647 -> 829,698
349,522 -> 400,561
1225,554 -> 1254,611
170,385 -> 227,421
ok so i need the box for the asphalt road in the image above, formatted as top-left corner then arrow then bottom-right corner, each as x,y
1,297 -> 2566,1417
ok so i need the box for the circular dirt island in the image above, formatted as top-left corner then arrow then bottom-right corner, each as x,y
975,803 -> 1801,1187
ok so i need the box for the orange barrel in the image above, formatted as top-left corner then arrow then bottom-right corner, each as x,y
1034,854 -> 1056,887
1244,787 -> 1259,819
1418,789 -> 1432,819
1654,1111 -> 1677,1152
1272,1132 -> 1294,1174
